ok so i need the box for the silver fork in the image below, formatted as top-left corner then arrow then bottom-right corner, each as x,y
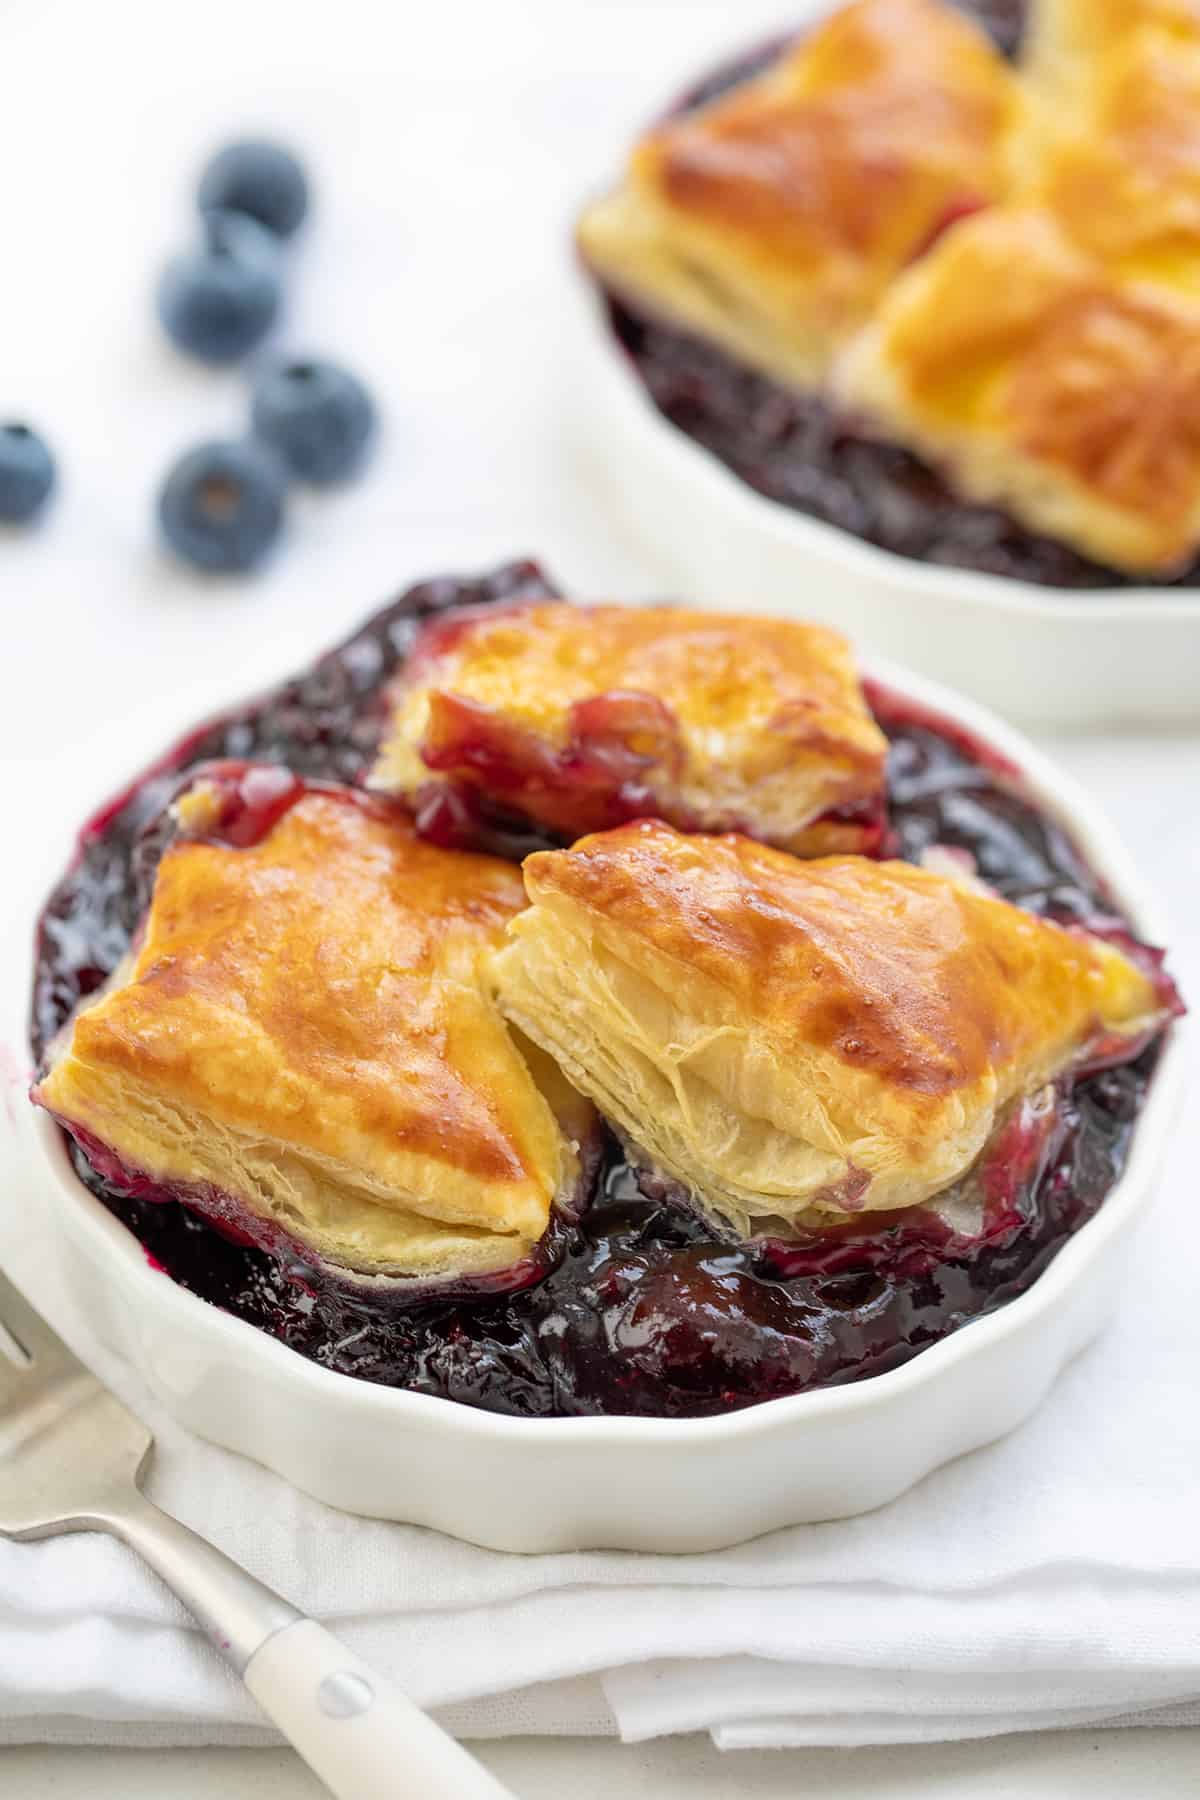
0,1267 -> 514,1798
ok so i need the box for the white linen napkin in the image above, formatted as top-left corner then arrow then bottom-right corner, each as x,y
2,738 -> 1198,1751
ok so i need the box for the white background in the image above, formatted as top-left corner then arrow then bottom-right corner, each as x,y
2,0 -> 1199,1791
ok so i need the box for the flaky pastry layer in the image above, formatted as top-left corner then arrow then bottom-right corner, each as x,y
492,821 -> 1165,1238
35,787 -> 592,1283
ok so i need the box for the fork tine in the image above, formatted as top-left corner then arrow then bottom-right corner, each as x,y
0,1268 -> 83,1372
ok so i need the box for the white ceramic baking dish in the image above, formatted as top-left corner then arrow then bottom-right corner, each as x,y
21,656 -> 1185,1553
567,280 -> 1200,730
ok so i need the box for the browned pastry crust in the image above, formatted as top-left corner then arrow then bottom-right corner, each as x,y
837,209 -> 1200,572
1033,25 -> 1200,280
1027,0 -> 1200,84
35,787 -> 591,1283
493,820 -> 1166,1237
371,600 -> 888,854
579,0 -> 1024,390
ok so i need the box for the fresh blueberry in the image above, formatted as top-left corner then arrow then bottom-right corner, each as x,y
0,423 -> 56,524
157,209 -> 282,364
158,440 -> 287,573
250,358 -> 377,484
197,140 -> 310,240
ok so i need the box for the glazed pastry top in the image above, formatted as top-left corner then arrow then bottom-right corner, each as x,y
580,0 -> 1024,391
34,779 -> 590,1284
493,819 -> 1167,1238
371,600 -> 888,854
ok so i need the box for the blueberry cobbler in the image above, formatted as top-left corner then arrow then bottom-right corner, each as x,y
578,0 -> 1200,588
30,562 -> 1182,1418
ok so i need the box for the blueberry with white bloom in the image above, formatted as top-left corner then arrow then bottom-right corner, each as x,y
0,424 -> 56,524
251,358 -> 376,484
197,140 -> 310,240
157,209 -> 282,364
158,439 -> 287,573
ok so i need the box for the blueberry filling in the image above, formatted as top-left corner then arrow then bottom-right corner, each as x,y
594,0 -> 1200,592
30,560 -> 1171,1419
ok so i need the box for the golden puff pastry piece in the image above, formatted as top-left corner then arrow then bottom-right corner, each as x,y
1026,0 -> 1200,97
1031,27 -> 1200,291
35,778 -> 595,1292
492,821 -> 1166,1239
577,0 -> 1025,389
370,600 -> 888,856
836,208 -> 1200,574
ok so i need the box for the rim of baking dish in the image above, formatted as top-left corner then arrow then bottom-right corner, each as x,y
570,275 -> 1200,622
27,652 -> 1187,1445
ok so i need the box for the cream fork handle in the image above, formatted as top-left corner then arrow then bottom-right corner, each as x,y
244,1619 -> 515,1800
95,1490 -> 516,1799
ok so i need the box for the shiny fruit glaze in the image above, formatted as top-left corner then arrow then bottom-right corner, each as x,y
30,562 -> 1168,1418
408,636 -> 887,854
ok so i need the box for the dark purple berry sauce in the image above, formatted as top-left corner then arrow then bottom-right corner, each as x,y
29,562 -> 1171,1419
595,0 -> 1200,592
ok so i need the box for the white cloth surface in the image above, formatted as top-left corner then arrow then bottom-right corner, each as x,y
2,0 -> 1199,1756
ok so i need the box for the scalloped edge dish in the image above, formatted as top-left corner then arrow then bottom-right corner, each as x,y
21,653 -> 1185,1552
